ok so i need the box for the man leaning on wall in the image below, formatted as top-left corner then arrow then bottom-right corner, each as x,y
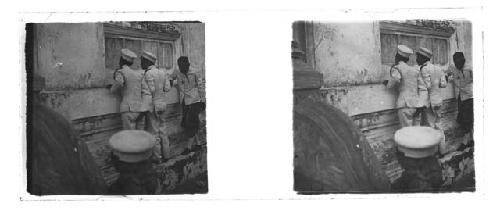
416,47 -> 448,153
385,45 -> 420,128
171,56 -> 206,149
416,47 -> 447,130
141,51 -> 171,161
446,52 -> 473,147
109,49 -> 154,131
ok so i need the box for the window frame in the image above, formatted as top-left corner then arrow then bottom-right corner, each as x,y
103,23 -> 179,71
379,21 -> 453,66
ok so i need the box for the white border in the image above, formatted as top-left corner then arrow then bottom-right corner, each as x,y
5,1 -> 498,217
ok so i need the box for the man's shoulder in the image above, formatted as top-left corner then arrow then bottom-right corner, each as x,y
390,64 -> 403,75
463,64 -> 473,72
173,69 -> 183,76
421,63 -> 436,72
423,62 -> 434,68
121,66 -> 134,72
396,61 -> 409,68
146,67 -> 162,75
186,71 -> 201,80
121,66 -> 143,75
390,64 -> 400,72
136,69 -> 145,76
187,70 -> 199,76
398,62 -> 418,72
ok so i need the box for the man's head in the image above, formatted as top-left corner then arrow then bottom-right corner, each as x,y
453,52 -> 466,70
416,53 -> 430,66
395,45 -> 412,64
141,57 -> 154,70
120,49 -> 137,68
395,53 -> 409,64
119,57 -> 134,68
416,47 -> 432,66
141,51 -> 157,70
177,56 -> 190,74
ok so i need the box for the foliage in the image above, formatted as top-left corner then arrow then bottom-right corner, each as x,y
413,20 -> 456,33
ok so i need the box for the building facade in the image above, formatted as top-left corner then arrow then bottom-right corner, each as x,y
293,20 -> 474,188
27,22 -> 207,193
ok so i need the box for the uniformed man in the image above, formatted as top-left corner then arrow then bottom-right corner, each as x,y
413,54 -> 431,127
416,47 -> 447,129
141,51 -> 171,160
110,49 -> 154,130
108,130 -> 159,195
386,45 -> 420,127
171,56 -> 205,149
446,52 -> 473,145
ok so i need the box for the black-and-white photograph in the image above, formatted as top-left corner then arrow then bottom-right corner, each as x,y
25,22 -> 207,195
293,20 -> 474,193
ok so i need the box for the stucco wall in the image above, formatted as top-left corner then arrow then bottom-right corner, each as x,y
32,23 -> 207,191
449,21 -> 472,66
34,23 -> 119,120
313,21 -> 471,116
35,23 -> 107,90
306,21 -> 474,187
314,22 -> 383,87
174,23 -> 206,101
34,22 -> 206,121
175,23 -> 205,76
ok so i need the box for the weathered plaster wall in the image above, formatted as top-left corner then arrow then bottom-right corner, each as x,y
314,22 -> 383,87
309,21 -> 474,188
34,23 -> 206,120
313,21 -> 406,116
32,23 -> 207,191
449,21 -> 472,66
39,88 -> 119,120
35,23 -> 107,90
323,84 -> 455,116
175,23 -> 205,75
35,23 -> 118,120
313,21 -> 470,116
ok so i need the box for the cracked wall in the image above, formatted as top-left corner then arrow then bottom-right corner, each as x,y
31,23 -> 207,192
310,21 -> 474,188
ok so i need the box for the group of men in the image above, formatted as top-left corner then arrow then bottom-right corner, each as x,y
109,48 -> 205,161
386,45 -> 473,147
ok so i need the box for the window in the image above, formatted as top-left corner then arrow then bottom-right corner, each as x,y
380,21 -> 452,66
103,22 -> 180,72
